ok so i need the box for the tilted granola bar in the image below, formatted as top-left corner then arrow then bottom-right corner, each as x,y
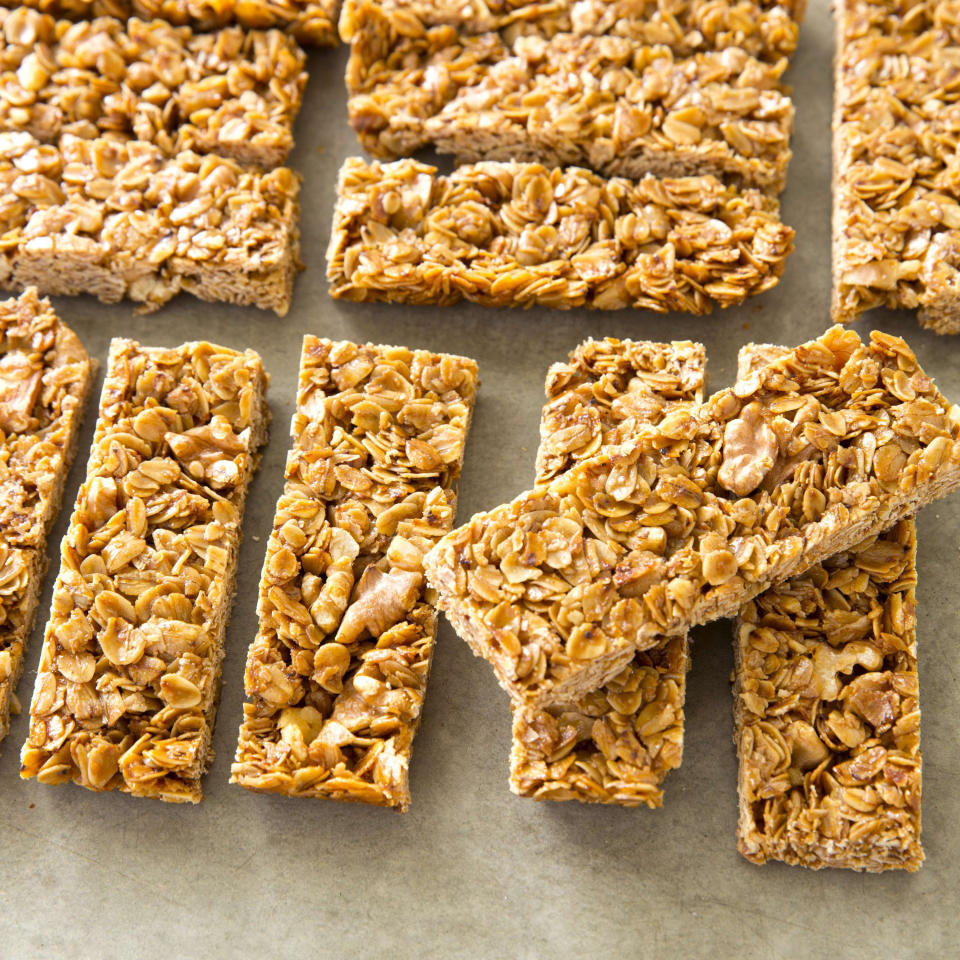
328,158 -> 793,313
232,338 -> 478,810
425,326 -> 960,708
0,0 -> 341,46
733,342 -> 922,870
346,0 -> 804,62
0,132 -> 301,315
511,338 -> 705,806
0,10 -> 307,169
343,1 -> 794,191
20,338 -> 269,802
832,0 -> 960,333
0,288 -> 93,746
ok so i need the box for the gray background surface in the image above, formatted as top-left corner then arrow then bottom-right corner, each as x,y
2,3 -> 958,958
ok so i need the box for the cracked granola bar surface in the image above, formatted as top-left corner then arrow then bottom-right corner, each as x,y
0,10 -> 307,169
0,131 -> 301,315
328,158 -> 793,313
232,337 -> 478,810
511,338 -> 705,806
832,0 -> 960,333
343,1 -> 794,191
425,326 -> 960,709
19,337 -> 269,802
0,288 -> 93,747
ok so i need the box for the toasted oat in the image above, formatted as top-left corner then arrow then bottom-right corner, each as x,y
425,326 -> 960,709
0,288 -> 93,748
0,0 -> 341,46
19,338 -> 269,802
231,338 -> 478,811
0,131 -> 301,315
511,338 -> 705,807
0,10 -> 307,168
328,158 -> 793,313
832,0 -> 960,333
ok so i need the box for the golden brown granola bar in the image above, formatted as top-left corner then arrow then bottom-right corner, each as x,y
0,132 -> 301,315
343,2 -> 793,191
832,0 -> 960,333
1,0 -> 340,46
232,338 -> 478,810
20,337 -> 269,802
425,326 -> 960,709
0,288 -> 93,747
511,338 -> 705,806
328,158 -> 793,313
0,10 -> 307,168
353,0 -> 804,62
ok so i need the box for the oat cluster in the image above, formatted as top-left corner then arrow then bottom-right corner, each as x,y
19,338 -> 269,802
0,131 -> 301,314
0,8 -> 307,168
833,0 -> 960,333
0,288 -> 92,748
232,337 -> 478,810
328,158 -> 793,313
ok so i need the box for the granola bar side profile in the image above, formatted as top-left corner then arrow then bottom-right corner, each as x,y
0,288 -> 93,746
831,0 -> 960,333
328,158 -> 794,313
20,338 -> 270,802
342,2 -> 793,191
510,338 -> 705,806
425,326 -> 960,708
0,132 -> 301,315
232,338 -> 478,810
0,9 -> 308,168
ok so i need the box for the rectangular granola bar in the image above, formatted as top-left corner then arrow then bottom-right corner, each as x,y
0,0 -> 341,46
0,10 -> 308,169
19,337 -> 269,802
0,288 -> 93,746
232,337 -> 478,810
343,1 -> 793,191
425,326 -> 960,709
832,0 -> 960,333
511,338 -> 705,806
0,132 -> 301,315
328,158 -> 793,313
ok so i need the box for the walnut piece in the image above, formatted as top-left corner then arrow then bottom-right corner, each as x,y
717,402 -> 779,496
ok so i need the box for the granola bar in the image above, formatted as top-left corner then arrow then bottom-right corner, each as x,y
511,338 -> 705,806
343,1 -> 794,191
328,158 -> 793,313
0,10 -> 307,169
0,288 -> 93,746
19,338 -> 269,802
832,0 -> 960,333
0,0 -> 341,46
0,131 -> 301,315
232,338 -> 478,810
733,342 -> 922,870
425,326 -> 960,709
349,0 -> 804,62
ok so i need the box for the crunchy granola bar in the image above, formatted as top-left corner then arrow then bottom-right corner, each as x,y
347,0 -> 805,62
511,338 -> 705,806
0,0 -> 341,46
832,0 -> 960,333
19,338 -> 269,802
425,326 -> 960,709
343,1 -> 794,191
0,288 -> 93,746
328,158 -> 793,312
0,131 -> 301,315
232,338 -> 478,810
0,9 -> 307,169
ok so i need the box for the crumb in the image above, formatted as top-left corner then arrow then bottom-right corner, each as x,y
753,303 -> 763,312
743,322 -> 750,330
28,803 -> 34,809
253,535 -> 260,542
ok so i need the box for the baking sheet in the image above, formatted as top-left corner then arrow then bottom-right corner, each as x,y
2,5 -> 959,958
